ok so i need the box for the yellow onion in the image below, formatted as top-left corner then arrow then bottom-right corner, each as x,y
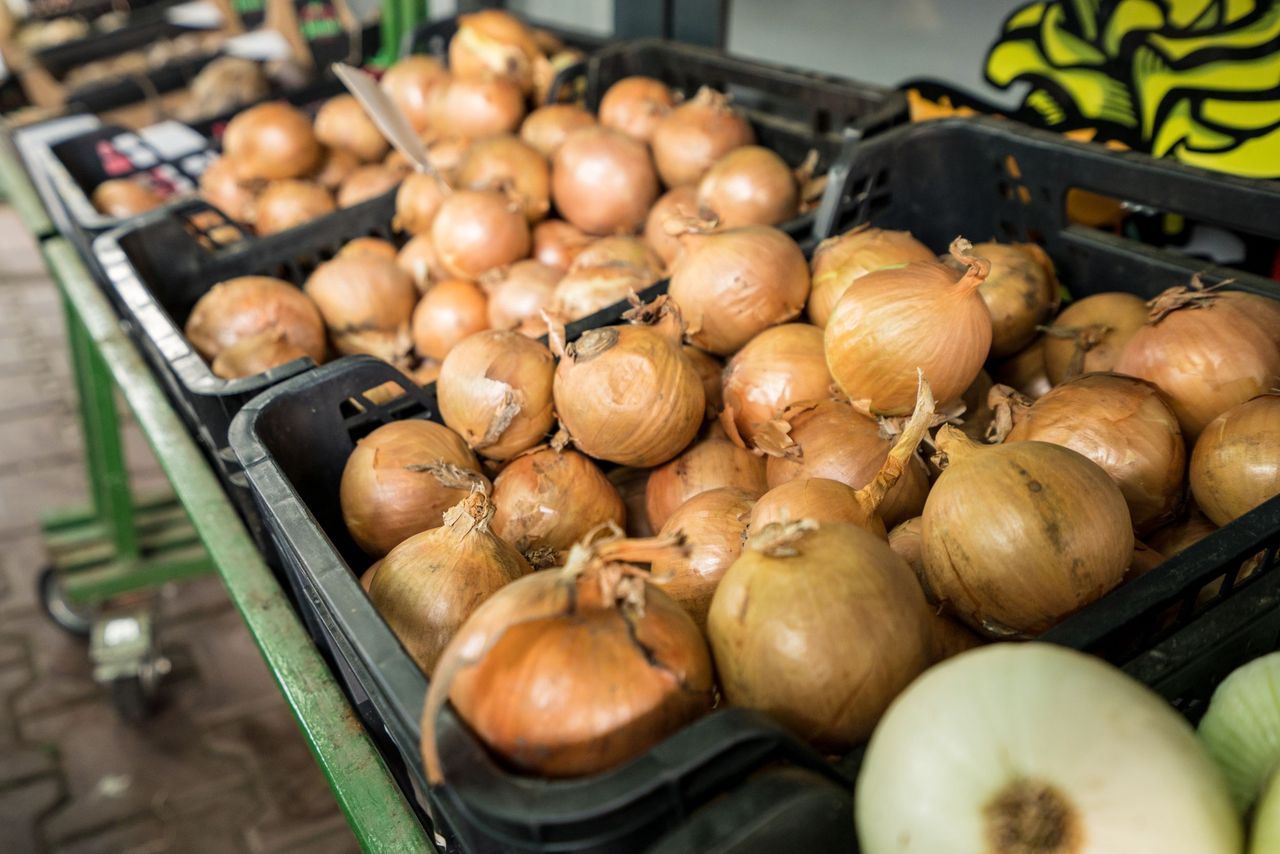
1115,285 -> 1280,440
570,236 -> 664,277
552,127 -> 659,236
551,263 -> 657,322
411,278 -> 490,362
1149,504 -> 1218,557
185,275 -> 325,364
448,9 -> 540,94
886,516 -> 984,662
90,178 -> 163,217
520,104 -> 596,158
223,102 -> 321,181
370,490 -> 529,674
337,164 -> 399,208
651,87 -> 755,187
807,226 -> 935,328
312,147 -> 360,192
397,233 -> 449,294
437,330 -> 554,460
428,75 -> 526,139
393,171 -> 449,236
825,238 -> 992,414
696,146 -> 798,228
198,156 -> 257,222
411,360 -> 441,386
210,329 -> 311,379
481,259 -> 560,335
708,519 -> 933,750
552,296 -> 705,467
1191,394 -> 1280,526
609,467 -> 653,537
458,134 -> 550,222
720,323 -> 832,448
684,346 -> 723,418
532,219 -> 593,271
921,425 -> 1133,637
598,76 -> 676,143
340,419 -> 487,556
1042,291 -> 1149,384
669,224 -> 809,355
314,94 -> 389,163
645,426 -> 767,530
360,559 -> 382,593
304,255 -> 417,362
426,136 -> 472,185
339,237 -> 398,261
431,189 -> 530,279
253,180 -> 334,235
964,241 -> 1059,357
380,55 -> 448,133
1002,372 -> 1186,532
651,487 -> 753,629
423,533 -> 714,780
491,447 -> 625,559
989,336 -> 1052,398
644,185 -> 698,267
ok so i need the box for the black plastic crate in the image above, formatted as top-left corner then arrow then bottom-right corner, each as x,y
32,15 -> 189,81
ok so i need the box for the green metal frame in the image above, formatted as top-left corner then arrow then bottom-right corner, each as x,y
370,0 -> 426,67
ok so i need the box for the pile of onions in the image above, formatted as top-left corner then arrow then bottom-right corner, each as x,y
645,426 -> 767,530
1115,284 -> 1280,439
304,254 -> 418,362
856,643 -> 1241,854
380,55 -> 448,133
532,219 -> 593,271
397,233 -> 448,293
707,518 -> 933,750
668,223 -> 810,355
644,186 -> 698,267
1190,394 -> 1280,526
720,323 -> 832,448
423,532 -> 714,780
369,490 -> 530,674
825,237 -> 992,414
91,179 -> 164,217
921,425 -> 1133,637
198,157 -> 257,223
696,146 -> 798,228
965,241 -> 1059,357
394,172 -> 449,237
520,104 -> 596,158
431,189 -> 530,279
482,259 -> 561,335
448,9 -> 540,94
651,487 -> 754,628
223,102 -> 322,181
436,330 -> 555,460
185,275 -> 325,365
253,180 -> 335,236
337,165 -> 399,208
1041,291 -> 1148,384
340,419 -> 487,556
651,87 -> 754,187
552,127 -> 659,235
427,75 -> 526,139
807,226 -> 935,328
552,297 -> 705,466
599,76 -> 676,143
490,447 -> 626,559
457,135 -> 551,223
412,278 -> 490,361
314,94 -> 389,163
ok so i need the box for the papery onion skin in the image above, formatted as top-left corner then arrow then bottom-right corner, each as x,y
599,76 -> 676,143
552,127 -> 659,236
430,189 -> 531,280
186,275 -> 326,364
856,643 -> 1242,854
491,448 -> 626,555
198,156 -> 258,222
807,226 -> 936,329
339,419 -> 487,556
1148,505 -> 1217,557
570,236 -> 664,278
412,278 -> 490,362
428,75 -> 526,139
448,9 -> 539,93
398,233 -> 449,294
458,134 -> 551,223
651,487 -> 753,629
304,255 -> 418,361
380,56 -> 449,133
532,219 -> 593,271
314,94 -> 389,163
393,172 -> 449,236
967,241 -> 1059,357
750,477 -> 886,539
644,186 -> 698,268
482,259 -> 561,335
645,429 -> 767,530
1191,394 -> 1280,526
1042,291 -> 1149,384
696,145 -> 798,228
720,323 -> 832,448
337,165 -> 399,208
651,87 -> 755,188
223,102 -> 322,182
684,346 -> 723,418
520,104 -> 596,158
253,180 -> 335,235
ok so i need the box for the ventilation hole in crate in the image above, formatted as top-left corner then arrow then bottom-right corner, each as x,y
1017,185 -> 1032,205
1040,185 -> 1053,203
1004,155 -> 1022,180
997,180 -> 1012,200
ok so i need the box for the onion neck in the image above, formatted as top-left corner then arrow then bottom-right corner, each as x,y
946,237 -> 991,297
1039,323 -> 1109,381
984,779 -> 1081,854
856,373 -> 934,514
1145,283 -> 1221,324
933,423 -> 981,468
442,487 -> 496,538
986,384 -> 1034,443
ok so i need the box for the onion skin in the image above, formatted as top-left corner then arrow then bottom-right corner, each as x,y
304,255 -> 418,362
651,487 -> 753,629
491,447 -> 626,556
708,520 -> 933,750
339,419 -> 487,556
380,55 -> 448,133
599,76 -> 675,143
720,323 -> 832,448
186,275 -> 325,364
336,165 -> 399,208
397,233 -> 449,294
198,157 -> 257,222
428,75 -> 526,139
695,146 -> 798,228
91,178 -> 164,217
552,127 -> 659,236
223,102 -> 321,182
807,226 -> 935,329
570,236 -> 664,278
750,477 -> 887,539
448,9 -> 540,94
644,186 -> 698,268
253,180 -> 335,236
1042,291 -> 1149,384
458,134 -> 551,223
393,172 -> 449,237
683,346 -> 723,418
520,104 -> 596,158
314,94 -> 389,163
532,219 -> 593,271
437,330 -> 555,460
968,241 -> 1059,357
645,429 -> 767,530
431,189 -> 531,280
921,425 -> 1133,637
609,467 -> 653,537
312,147 -> 359,192
210,329 -> 310,379
411,279 -> 490,362
651,87 -> 755,187
339,237 -> 398,261
1149,505 -> 1217,557
370,491 -> 529,674
482,259 -> 560,335
551,263 -> 657,322
1191,394 -> 1280,526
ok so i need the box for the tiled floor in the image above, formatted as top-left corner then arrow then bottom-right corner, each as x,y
0,207 -> 357,854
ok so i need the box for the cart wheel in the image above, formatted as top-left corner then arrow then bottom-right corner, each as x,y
38,566 -> 91,638
109,672 -> 160,723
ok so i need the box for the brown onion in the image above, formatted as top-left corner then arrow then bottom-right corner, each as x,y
921,425 -> 1133,637
412,278 -> 490,361
964,242 -> 1059,357
599,76 -> 676,143
337,164 -> 399,208
669,224 -> 810,355
338,237 -> 398,261
609,467 -> 653,537
720,323 -> 832,448
1148,505 -> 1217,557
304,255 -> 418,361
825,238 -> 991,415
491,447 -> 626,558
551,263 -> 658,322
1041,292 -> 1148,384
651,87 -> 754,187
552,127 -> 659,236
360,560 -> 382,593
431,189 -> 530,279
91,178 -> 164,217
223,102 -> 321,182
696,146 -> 798,228
253,180 -> 335,235
448,9 -> 540,94
532,219 -> 593,271
186,275 -> 325,363
458,134 -> 550,222
651,487 -> 753,628
198,156 -> 258,222
312,147 -> 360,192
397,233 -> 449,293
428,75 -> 526,139
370,490 -> 529,674
990,336 -> 1052,399
1191,394 -> 1280,526
384,148 -> 415,179
426,136 -> 471,185
644,186 -> 698,268
481,259 -> 560,335
380,55 -> 448,133
645,426 -> 767,530
520,104 -> 596,158
314,94 -> 389,163
886,517 -> 985,663
807,226 -> 936,328
437,330 -> 555,460
393,171 -> 450,236
684,346 -> 723,418
340,419 -> 487,556
210,329 -> 310,379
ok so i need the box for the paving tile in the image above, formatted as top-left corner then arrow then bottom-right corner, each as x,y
156,576 -> 232,627
0,743 -> 60,789
0,463 -> 87,540
0,410 -> 83,471
6,609 -> 99,719
0,776 -> 64,853
162,608 -> 282,728
52,813 -> 169,854
0,309 -> 69,343
0,213 -> 52,280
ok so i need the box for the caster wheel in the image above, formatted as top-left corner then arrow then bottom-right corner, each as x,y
38,566 -> 91,638
109,674 -> 159,723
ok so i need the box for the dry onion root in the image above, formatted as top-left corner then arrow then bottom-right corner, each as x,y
1040,291 -> 1148,384
304,254 -> 418,363
651,487 -> 755,629
807,225 -> 935,328
645,426 -> 768,531
185,275 -> 326,366
1191,394 -> 1280,526
720,323 -> 832,448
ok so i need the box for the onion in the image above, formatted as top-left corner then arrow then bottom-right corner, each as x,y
551,263 -> 658,322
359,560 -> 382,593
921,424 -> 1133,637
551,296 -> 705,467
448,9 -> 540,94
598,76 -> 676,143
683,346 -> 723,418
857,643 -> 1241,854
304,255 -> 418,362
92,176 -> 164,220
520,104 -> 596,158
651,487 -> 753,628
1255,772 -> 1280,854
370,490 -> 529,674
1190,393 -> 1280,526
569,236 -> 664,277
708,518 -> 933,749
644,186 -> 698,267
424,533 -> 714,779
886,516 -> 984,662
426,136 -> 471,185
669,224 -> 810,355
431,189 -> 531,279
185,275 -> 325,364
340,419 -> 487,556
253,180 -> 335,235
1115,285 -> 1280,439
457,135 -> 550,223
695,146 -> 798,228
1199,652 -> 1280,815
609,467 -> 653,537
481,259 -> 560,335
428,75 -> 526,139
411,360 -> 441,386
720,323 -> 832,448
336,164 -> 399,208
964,241 -> 1059,357
491,447 -> 626,559
397,233 -> 449,294
989,336 -> 1052,398
532,219 -> 593,271
314,94 -> 389,163
1041,291 -> 1148,384
223,102 -> 321,182
338,237 -> 397,261
210,329 -> 310,379
552,127 -> 659,236
198,156 -> 257,222
412,278 -> 490,361
651,87 -> 755,187
384,148 -> 415,179
1149,504 -> 1217,556
437,330 -> 555,460
826,238 -> 992,414
380,55 -> 448,133
645,426 -> 767,530
312,147 -> 359,192
807,226 -> 935,328
393,171 -> 449,236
